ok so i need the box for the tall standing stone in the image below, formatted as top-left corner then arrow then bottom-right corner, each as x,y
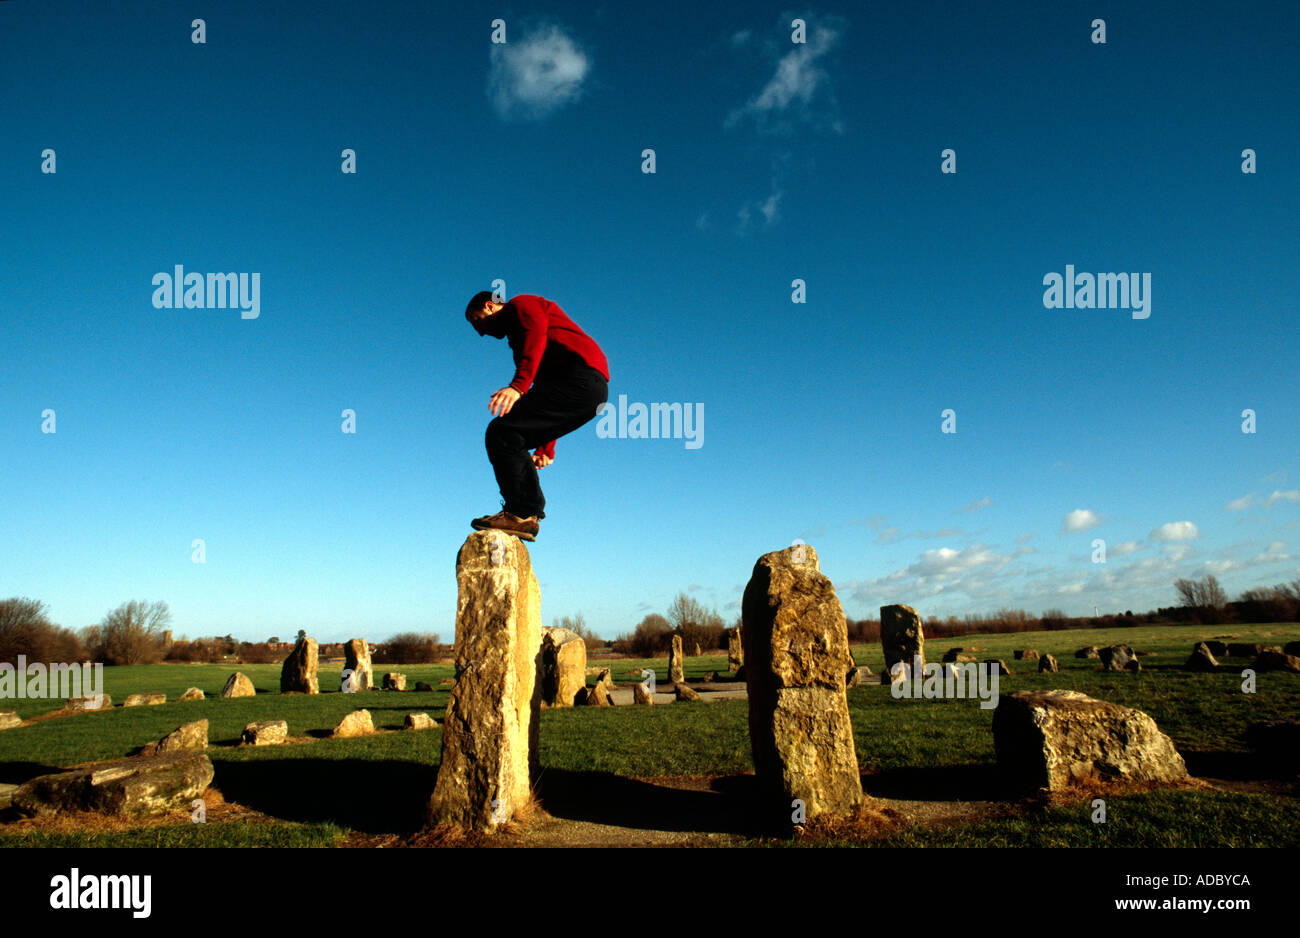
669,634 -> 685,684
539,626 -> 587,708
429,531 -> 542,830
280,634 -> 319,694
880,604 -> 925,674
742,543 -> 863,824
343,638 -> 372,692
727,628 -> 744,673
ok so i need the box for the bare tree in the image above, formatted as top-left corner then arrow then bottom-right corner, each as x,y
87,600 -> 171,665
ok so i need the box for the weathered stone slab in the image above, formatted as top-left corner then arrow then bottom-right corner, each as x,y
383,672 -> 406,691
1038,654 -> 1060,673
179,687 -> 204,701
675,681 -> 700,701
241,720 -> 287,746
332,709 -> 374,738
880,603 -> 925,673
633,681 -> 654,705
1187,642 -> 1219,670
993,690 -> 1187,792
585,681 -> 612,706
140,720 -> 208,756
221,672 -> 255,698
12,752 -> 214,818
0,710 -> 22,730
123,692 -> 166,707
428,531 -> 542,830
1013,650 -> 1039,660
1099,645 -> 1140,672
742,543 -> 863,823
405,712 -> 437,730
1252,650 -> 1300,673
66,694 -> 111,711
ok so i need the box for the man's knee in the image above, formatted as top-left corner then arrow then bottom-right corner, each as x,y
485,418 -> 525,457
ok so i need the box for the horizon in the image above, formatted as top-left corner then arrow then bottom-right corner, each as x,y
2,1 -> 1297,644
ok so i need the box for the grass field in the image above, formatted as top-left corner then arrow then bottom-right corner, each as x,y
1,621 -> 1296,847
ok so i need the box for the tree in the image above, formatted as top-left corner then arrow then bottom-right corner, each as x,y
1174,574 -> 1229,623
666,593 -> 727,651
87,600 -> 171,665
552,613 -> 604,651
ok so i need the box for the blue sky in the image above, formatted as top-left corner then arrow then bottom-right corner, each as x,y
1,1 -> 1296,643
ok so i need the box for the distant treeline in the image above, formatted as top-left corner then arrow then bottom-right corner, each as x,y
3,575 -> 1296,664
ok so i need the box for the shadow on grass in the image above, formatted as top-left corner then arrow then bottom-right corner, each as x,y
534,768 -> 765,835
861,763 -> 1007,801
0,761 -> 65,784
214,757 -> 436,834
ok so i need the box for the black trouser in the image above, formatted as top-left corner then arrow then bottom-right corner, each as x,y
485,365 -> 608,519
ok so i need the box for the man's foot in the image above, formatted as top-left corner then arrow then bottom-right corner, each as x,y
470,510 -> 540,542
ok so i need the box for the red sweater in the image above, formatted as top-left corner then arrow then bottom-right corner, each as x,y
506,294 -> 609,459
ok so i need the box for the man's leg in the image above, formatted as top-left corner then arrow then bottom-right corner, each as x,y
484,367 -> 608,520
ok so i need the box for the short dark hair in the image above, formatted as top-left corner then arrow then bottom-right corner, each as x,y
464,290 -> 502,320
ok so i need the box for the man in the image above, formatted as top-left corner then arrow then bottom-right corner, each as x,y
465,291 -> 609,541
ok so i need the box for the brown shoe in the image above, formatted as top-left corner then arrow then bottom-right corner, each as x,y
470,510 -> 539,542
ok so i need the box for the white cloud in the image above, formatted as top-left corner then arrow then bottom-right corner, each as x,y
488,25 -> 589,121
1266,489 -> 1300,507
1062,509 -> 1102,533
1152,521 -> 1199,542
962,497 -> 993,513
1110,541 -> 1142,556
1225,494 -> 1254,511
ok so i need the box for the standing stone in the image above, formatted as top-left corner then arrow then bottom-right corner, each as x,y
221,672 -> 256,698
727,628 -> 744,673
1038,654 -> 1059,673
943,648 -> 975,663
1187,642 -> 1219,671
669,634 -> 685,684
429,531 -> 542,831
742,543 -> 863,823
280,634 -> 319,694
694,642 -> 702,656
405,712 -> 437,730
1013,649 -> 1039,660
1205,640 -> 1230,657
539,626 -> 588,708
343,638 -> 373,692
595,668 -> 613,689
66,694 -> 111,711
0,711 -> 22,731
982,659 -> 1011,676
414,681 -> 435,692
993,690 -> 1187,792
880,604 -> 925,674
179,687 -> 204,701
1075,646 -> 1100,659
383,672 -> 406,691
632,681 -> 654,705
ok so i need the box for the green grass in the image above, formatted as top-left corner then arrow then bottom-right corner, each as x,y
0,622 -> 1296,847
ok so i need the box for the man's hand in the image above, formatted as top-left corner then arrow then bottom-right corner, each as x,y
489,387 -> 521,417
532,452 -> 553,469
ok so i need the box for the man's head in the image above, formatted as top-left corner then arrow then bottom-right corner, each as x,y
465,291 -> 506,335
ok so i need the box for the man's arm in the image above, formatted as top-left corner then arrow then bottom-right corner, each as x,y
508,296 -> 550,394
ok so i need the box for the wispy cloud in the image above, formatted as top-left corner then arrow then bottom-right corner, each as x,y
488,24 -> 589,121
725,19 -> 846,135
961,497 -> 993,513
